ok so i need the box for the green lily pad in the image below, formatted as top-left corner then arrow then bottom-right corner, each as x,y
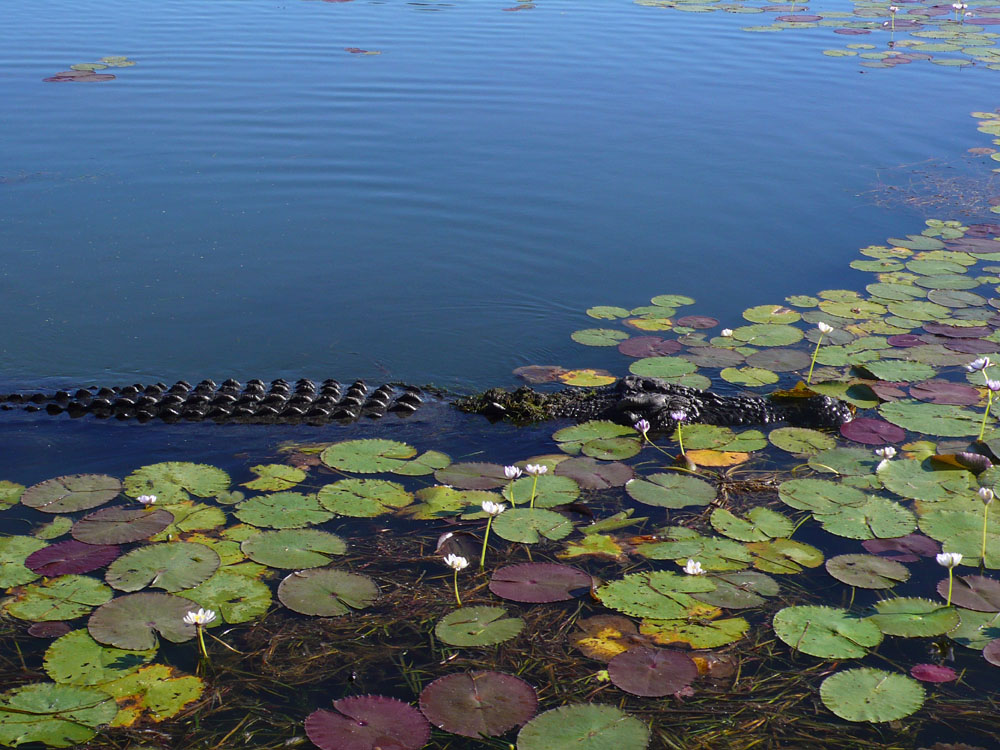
948,608 -> 1000,649
5,575 -> 113,621
277,567 -> 379,616
742,304 -> 801,324
778,478 -> 866,513
517,704 -> 649,750
180,569 -> 272,624
918,510 -> 1000,567
691,570 -> 779,609
0,683 -> 118,748
317,478 -> 413,517
820,669 -> 924,723
768,427 -> 836,455
626,473 -> 715,509
242,464 -> 306,491
711,507 -> 793,542
492,508 -> 574,543
586,306 -> 630,319
106,541 -> 220,593
434,462 -> 508,490
553,420 -> 638,456
815,496 -> 915,540
0,536 -> 47,587
596,570 -> 715,619
639,616 -> 749,648
44,629 -> 155,685
33,516 -> 73,540
772,605 -> 882,658
22,474 -> 121,514
866,597 -> 961,637
825,554 -> 910,588
720,366 -> 778,386
434,606 -> 524,646
627,356 -> 697,379
101,663 -> 203,727
241,528 -> 347,568
235,492 -> 334,528
124,463 -> 230,504
879,459 -> 975,501
879,400 -> 986,437
747,538 -> 824,574
320,439 -> 417,473
88,592 -> 198,649
149,501 -> 225,539
730,324 -> 804,346
503,474 -> 579,508
887,300 -> 951,321
403,486 -> 499,519
860,360 -> 937,382
636,530 -> 751,571
390,450 -> 452,477
571,328 -> 630,346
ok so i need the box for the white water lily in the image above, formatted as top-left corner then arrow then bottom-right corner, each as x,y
889,4 -> 898,11
183,608 -> 217,626
936,552 -> 963,568
720,328 -> 734,337
136,494 -> 157,506
683,559 -> 704,575
874,447 -> 896,460
444,553 -> 469,571
524,464 -> 548,476
481,500 -> 506,516
817,321 -> 834,334
503,465 -> 522,480
980,487 -> 995,506
966,356 -> 991,373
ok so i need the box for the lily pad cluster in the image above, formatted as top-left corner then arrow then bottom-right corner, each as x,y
43,56 -> 135,82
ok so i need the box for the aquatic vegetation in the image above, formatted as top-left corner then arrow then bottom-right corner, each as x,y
182,608 -> 216,662
42,57 -> 136,82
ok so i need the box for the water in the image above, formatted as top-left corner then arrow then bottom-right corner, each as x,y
1,0 -> 995,390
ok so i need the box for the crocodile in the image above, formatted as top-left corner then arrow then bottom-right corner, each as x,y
0,375 -> 852,431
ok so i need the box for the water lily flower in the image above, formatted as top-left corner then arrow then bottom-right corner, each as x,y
978,378 -> 1000,442
817,321 -> 834,335
889,5 -> 898,11
479,501 -> 506,569
525,464 -> 547,508
444,553 -> 469,607
136,494 -> 157,507
504,465 -> 522,480
874,446 -> 897,472
967,356 -> 991,373
683,559 -> 704,575
937,552 -> 963,606
888,5 -> 899,29
634,419 -> 650,435
184,608 -> 216,662
980,488 -> 995,567
980,487 -> 995,506
670,410 -> 688,455
720,328 -> 734,337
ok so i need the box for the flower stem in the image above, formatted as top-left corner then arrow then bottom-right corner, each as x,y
479,517 -> 494,570
979,390 -> 994,442
806,333 -> 825,385
675,423 -> 685,455
946,568 -> 955,607
196,625 -> 209,662
983,503 -> 991,565
453,569 -> 462,607
529,476 -> 539,509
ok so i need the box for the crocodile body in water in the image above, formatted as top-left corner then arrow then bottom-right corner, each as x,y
0,375 -> 852,431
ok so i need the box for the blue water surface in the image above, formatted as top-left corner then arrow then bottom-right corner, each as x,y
0,0 -> 995,390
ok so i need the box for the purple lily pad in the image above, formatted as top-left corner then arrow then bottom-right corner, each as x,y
71,507 -> 173,544
418,671 -> 537,738
27,622 -> 72,639
834,28 -> 871,34
910,380 -> 981,406
554,457 -> 634,490
776,13 -> 823,20
617,336 -> 682,358
434,462 -> 508,490
513,365 -> 568,383
43,70 -> 115,82
607,647 -> 698,697
675,315 -> 718,330
25,540 -> 120,576
840,417 -> 905,446
910,664 -> 957,683
935,575 -> 1000,612
489,563 -> 591,603
984,638 -> 1000,667
868,382 -> 907,401
745,348 -> 811,372
944,338 -> 998,355
305,695 -> 430,750
862,533 -> 939,562
887,334 -> 925,348
683,347 -> 745,368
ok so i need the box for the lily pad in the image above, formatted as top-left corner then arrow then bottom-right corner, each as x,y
690,570 -> 779,609
71,507 -> 174,544
516,704 -> 649,750
0,536 -> 47,587
815,496 -> 916,540
570,615 -> 649,661
825,554 -> 910,588
747,538 -> 824,574
841,417 -> 906,446
317,478 -> 413,517
43,629 -> 155,685
26,540 -> 120,577
935,574 -> 1000,611
639,617 -> 750,648
124,462 -> 229,504
419,671 -> 537,737
5,575 -> 112,622
320,439 -> 417,473
435,606 -> 525,646
391,450 -> 452,477
181,569 -> 272,624
607,646 -> 697,697
277,567 -> 379,616
305,696 -> 430,750
243,464 -> 306,491
778,478 -> 866,513
22,474 -> 122,513
820,668 -> 924,723
88,592 -> 198,649
555,457 -> 634,489
880,400 -> 986,437
241,528 -> 347,569
571,328 -> 630,346
235,492 -> 334,528
768,426 -> 836,455
626,473 -> 715,509
101,663 -> 204,727
772,605 -> 883,658
489,563 -> 591,602
866,597 -> 960,637
596,570 -> 715,619
493,507 -> 574,543
0,683 -> 118,748
434,462 -> 509,490
710,507 -> 793,542
105,541 -> 220,592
